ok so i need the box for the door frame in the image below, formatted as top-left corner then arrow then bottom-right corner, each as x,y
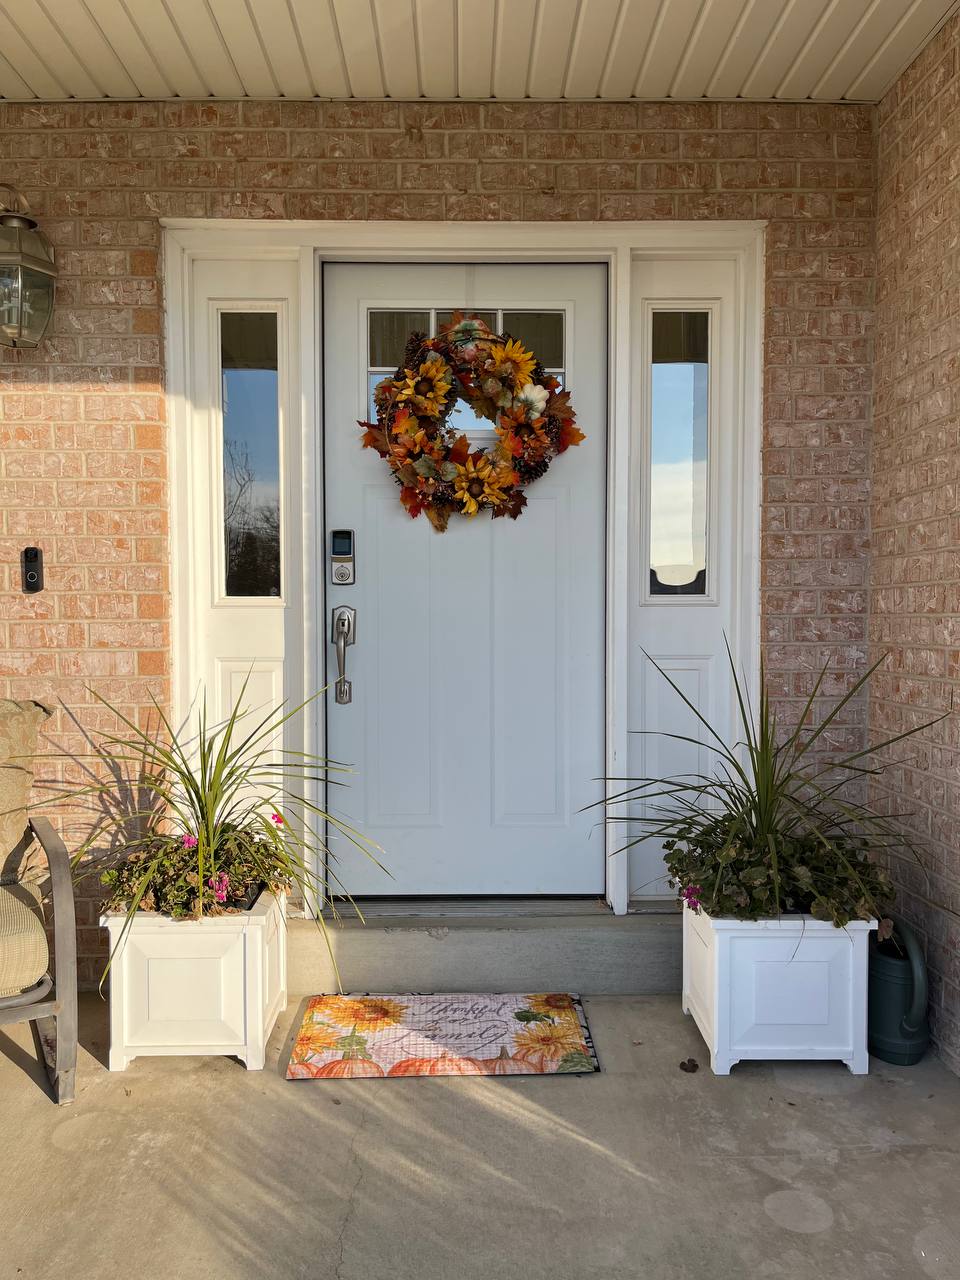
164,219 -> 765,916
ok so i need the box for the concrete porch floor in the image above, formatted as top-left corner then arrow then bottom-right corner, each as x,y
2,995 -> 959,1280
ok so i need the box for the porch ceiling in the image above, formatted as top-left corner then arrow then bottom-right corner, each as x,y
0,0 -> 956,105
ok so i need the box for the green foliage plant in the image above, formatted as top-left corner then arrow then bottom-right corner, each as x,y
606,643 -> 941,929
41,677 -> 383,983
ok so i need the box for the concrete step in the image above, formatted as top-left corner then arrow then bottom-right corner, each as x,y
287,908 -> 681,995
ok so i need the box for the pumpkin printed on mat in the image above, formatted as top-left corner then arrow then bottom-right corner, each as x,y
314,1054 -> 385,1079
480,1047 -> 535,1076
387,1053 -> 484,1077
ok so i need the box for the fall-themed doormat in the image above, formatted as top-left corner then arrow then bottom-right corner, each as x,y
286,992 -> 600,1079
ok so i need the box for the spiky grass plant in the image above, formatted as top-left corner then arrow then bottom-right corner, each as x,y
39,677 -> 383,982
606,644 -> 940,928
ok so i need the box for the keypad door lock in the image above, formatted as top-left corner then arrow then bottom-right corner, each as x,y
330,529 -> 355,585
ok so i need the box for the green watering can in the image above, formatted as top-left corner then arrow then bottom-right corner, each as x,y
868,916 -> 929,1065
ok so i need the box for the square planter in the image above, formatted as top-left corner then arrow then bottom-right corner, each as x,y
682,905 -> 877,1076
101,890 -> 287,1072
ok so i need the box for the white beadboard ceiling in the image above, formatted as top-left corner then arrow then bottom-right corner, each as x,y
0,0 -> 955,103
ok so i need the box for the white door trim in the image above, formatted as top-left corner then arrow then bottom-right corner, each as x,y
164,219 -> 765,916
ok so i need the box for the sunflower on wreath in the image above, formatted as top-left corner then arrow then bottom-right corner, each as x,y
359,313 -> 585,532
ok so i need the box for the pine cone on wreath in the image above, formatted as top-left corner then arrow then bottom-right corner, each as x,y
402,331 -> 428,368
514,456 -> 550,484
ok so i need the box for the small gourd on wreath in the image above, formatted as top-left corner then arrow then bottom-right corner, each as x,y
359,313 -> 585,532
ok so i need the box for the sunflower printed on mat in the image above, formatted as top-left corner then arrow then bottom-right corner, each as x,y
526,993 -> 580,1022
291,1021 -> 341,1058
308,995 -> 408,1033
512,1020 -> 587,1072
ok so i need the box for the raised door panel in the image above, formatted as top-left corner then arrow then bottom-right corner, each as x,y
492,491 -> 568,826
365,487 -> 439,828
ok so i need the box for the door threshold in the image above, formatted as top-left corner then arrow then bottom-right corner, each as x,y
323,896 -> 613,920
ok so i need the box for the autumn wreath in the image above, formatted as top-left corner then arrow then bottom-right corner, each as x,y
358,314 -> 584,532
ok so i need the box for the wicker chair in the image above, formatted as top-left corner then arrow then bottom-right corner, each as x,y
0,701 -> 77,1105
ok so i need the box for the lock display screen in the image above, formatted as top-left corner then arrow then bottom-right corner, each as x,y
332,530 -> 353,556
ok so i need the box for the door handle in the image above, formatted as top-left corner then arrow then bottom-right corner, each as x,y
331,606 -> 356,704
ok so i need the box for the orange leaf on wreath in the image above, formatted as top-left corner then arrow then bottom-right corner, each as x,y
359,421 -> 391,456
557,420 -> 586,452
545,390 -> 576,422
399,485 -> 428,518
492,489 -> 528,520
424,504 -> 451,532
390,406 -> 416,436
448,433 -> 471,466
499,432 -> 523,457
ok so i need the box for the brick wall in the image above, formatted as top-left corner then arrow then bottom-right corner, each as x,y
873,14 -> 960,1073
0,98 -> 876,985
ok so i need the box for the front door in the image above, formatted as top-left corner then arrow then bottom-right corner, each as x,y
322,263 -> 606,897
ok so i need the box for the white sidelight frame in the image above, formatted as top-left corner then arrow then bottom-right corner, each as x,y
164,219 -> 765,916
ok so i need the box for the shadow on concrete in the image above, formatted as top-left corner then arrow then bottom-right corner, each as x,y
77,984 -> 110,1067
0,1024 -> 51,1099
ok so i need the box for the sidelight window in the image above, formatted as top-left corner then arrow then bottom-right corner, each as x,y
220,311 -> 281,598
649,310 -> 709,596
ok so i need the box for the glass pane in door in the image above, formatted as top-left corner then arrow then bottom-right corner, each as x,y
221,311 -> 281,597
501,311 -> 564,369
649,310 -> 709,595
369,310 -> 431,368
435,309 -> 497,334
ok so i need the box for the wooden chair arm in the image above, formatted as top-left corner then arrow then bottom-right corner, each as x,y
28,818 -> 77,1001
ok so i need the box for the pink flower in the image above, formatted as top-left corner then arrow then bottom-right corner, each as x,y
681,884 -> 703,913
181,834 -> 198,850
207,871 -> 230,904
271,812 -> 284,826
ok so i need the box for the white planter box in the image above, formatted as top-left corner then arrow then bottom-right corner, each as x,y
101,890 -> 287,1072
682,905 -> 877,1076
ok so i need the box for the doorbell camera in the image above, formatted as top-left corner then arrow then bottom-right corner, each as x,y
21,546 -> 44,593
330,529 -> 355,585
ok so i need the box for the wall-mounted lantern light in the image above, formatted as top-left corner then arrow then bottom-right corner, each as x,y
0,184 -> 57,349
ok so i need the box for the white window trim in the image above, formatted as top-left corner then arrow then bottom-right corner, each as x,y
164,219 -> 765,916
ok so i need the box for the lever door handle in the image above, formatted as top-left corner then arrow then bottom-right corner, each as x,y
331,606 -> 356,704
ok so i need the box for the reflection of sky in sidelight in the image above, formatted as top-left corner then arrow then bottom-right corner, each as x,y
651,363 -> 708,585
223,368 -> 280,500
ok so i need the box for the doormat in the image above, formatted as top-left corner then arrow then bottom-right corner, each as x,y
286,992 -> 600,1079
